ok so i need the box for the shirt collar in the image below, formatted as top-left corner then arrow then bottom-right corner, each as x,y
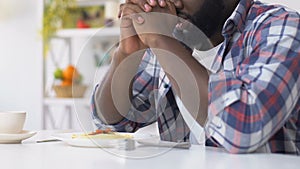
210,0 -> 253,73
192,43 -> 223,74
222,0 -> 253,37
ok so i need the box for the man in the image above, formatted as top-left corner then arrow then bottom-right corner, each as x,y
91,0 -> 300,154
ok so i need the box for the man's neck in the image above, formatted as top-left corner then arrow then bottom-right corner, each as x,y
209,32 -> 224,46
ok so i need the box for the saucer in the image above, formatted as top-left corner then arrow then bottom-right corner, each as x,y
0,130 -> 37,144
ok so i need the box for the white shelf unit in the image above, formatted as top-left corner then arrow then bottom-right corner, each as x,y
44,97 -> 90,105
43,0 -> 122,130
76,0 -> 120,6
55,27 -> 120,38
43,26 -> 120,130
43,98 -> 90,129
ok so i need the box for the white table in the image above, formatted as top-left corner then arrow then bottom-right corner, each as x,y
0,131 -> 299,169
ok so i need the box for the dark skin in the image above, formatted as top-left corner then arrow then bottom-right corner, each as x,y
126,0 -> 184,12
125,0 -> 240,45
96,0 -> 239,126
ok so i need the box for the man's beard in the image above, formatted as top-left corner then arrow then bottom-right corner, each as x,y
182,0 -> 226,38
174,0 -> 225,50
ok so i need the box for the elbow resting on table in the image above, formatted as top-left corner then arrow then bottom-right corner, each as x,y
207,118 -> 270,154
225,145 -> 260,154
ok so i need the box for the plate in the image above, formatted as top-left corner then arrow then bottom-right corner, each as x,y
0,130 -> 37,144
52,132 -> 158,148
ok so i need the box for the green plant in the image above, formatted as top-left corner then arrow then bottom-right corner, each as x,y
42,0 -> 76,56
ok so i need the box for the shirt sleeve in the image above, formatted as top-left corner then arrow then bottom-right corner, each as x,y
205,10 -> 300,153
91,84 -> 151,132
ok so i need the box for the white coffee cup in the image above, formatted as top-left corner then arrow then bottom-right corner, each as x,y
0,111 -> 26,134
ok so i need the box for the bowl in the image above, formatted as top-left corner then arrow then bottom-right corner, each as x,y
0,111 -> 26,134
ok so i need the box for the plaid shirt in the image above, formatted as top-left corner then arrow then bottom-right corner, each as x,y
91,0 -> 300,154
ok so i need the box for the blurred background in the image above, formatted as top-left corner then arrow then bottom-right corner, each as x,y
0,0 -> 299,131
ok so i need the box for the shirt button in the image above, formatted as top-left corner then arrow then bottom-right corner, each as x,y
125,124 -> 133,132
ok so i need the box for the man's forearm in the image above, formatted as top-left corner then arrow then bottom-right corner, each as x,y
94,48 -> 145,124
94,49 -> 124,124
149,36 -> 209,126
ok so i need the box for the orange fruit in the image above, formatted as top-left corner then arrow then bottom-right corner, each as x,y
63,65 -> 79,81
61,80 -> 72,86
